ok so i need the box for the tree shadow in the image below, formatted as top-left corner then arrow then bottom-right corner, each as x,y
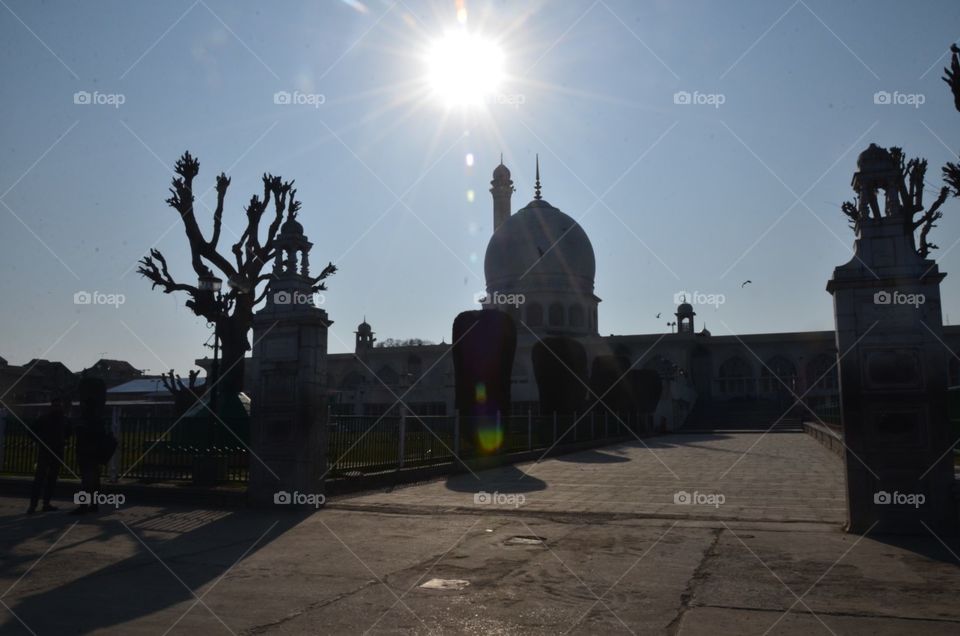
1,504 -> 310,634
553,448 -> 630,464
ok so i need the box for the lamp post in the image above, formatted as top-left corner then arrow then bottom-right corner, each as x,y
196,273 -> 223,485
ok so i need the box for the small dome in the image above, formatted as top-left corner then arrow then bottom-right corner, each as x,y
356,321 -> 372,335
492,163 -> 511,181
856,143 -> 894,174
677,302 -> 694,316
281,216 -> 304,235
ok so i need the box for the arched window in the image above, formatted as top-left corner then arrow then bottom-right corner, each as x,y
407,354 -> 422,377
548,302 -> 564,326
806,354 -> 838,391
760,355 -> 797,394
719,356 -> 753,394
526,302 -> 543,327
569,304 -> 585,328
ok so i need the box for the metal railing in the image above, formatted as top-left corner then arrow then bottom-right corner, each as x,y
1,406 -> 653,484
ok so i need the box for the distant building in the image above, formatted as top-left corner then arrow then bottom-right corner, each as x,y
81,359 -> 144,388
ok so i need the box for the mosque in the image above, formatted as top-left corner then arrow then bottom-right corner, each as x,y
325,158 -> 960,429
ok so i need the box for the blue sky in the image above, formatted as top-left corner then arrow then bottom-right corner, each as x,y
1,0 -> 958,374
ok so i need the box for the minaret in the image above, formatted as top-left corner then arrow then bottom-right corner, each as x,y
490,154 -> 514,231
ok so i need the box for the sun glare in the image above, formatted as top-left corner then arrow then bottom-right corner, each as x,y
426,30 -> 504,107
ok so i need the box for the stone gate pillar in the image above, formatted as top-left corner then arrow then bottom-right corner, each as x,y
827,147 -> 957,535
248,214 -> 331,508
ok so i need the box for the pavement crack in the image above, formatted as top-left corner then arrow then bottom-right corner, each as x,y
665,526 -> 723,635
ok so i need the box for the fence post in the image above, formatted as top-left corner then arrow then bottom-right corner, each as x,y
109,406 -> 121,483
590,410 -> 595,440
527,410 -> 532,450
553,412 -> 557,444
573,412 -> 578,443
453,410 -> 460,459
605,410 -> 610,439
398,410 -> 406,469
0,407 -> 6,472
496,410 -> 502,451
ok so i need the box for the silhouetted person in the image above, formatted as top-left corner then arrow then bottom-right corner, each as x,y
27,396 -> 70,514
70,378 -> 109,515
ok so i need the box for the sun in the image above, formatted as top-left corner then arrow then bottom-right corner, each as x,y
426,30 -> 505,107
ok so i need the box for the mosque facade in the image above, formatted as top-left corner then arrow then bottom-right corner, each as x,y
325,160 -> 960,429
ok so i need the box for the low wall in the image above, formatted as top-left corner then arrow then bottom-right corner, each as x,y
803,420 -> 844,459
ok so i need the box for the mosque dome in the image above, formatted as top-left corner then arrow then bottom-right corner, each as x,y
677,301 -> 694,316
356,320 -> 372,335
483,197 -> 595,293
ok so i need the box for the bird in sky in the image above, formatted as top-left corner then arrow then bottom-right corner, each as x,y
741,280 -> 752,288
655,312 -> 661,319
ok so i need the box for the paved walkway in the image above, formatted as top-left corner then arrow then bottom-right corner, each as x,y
336,432 -> 847,525
0,432 -> 957,635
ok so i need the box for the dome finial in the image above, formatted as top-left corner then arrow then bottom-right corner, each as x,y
499,152 -> 503,165
534,154 -> 542,200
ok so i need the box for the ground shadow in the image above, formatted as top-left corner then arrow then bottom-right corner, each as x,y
444,463 -> 547,495
867,528 -> 960,565
1,499 -> 311,634
553,448 -> 630,464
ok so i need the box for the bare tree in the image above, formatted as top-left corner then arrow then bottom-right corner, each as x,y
839,44 -> 960,257
160,368 -> 206,417
139,151 -> 336,395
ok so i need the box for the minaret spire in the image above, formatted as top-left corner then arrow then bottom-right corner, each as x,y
534,154 -> 542,200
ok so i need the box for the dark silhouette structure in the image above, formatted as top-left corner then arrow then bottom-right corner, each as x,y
70,377 -> 109,515
160,368 -> 207,417
138,151 -> 336,395
452,310 -> 516,454
531,336 -> 587,414
27,396 -> 69,514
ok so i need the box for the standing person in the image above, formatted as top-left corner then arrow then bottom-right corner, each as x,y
27,396 -> 70,514
70,377 -> 108,515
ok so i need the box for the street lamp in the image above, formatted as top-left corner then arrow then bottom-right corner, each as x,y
196,273 -> 224,486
